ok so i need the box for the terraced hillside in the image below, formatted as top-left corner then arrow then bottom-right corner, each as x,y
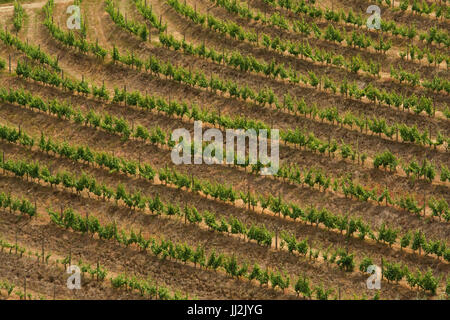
0,0 -> 448,300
